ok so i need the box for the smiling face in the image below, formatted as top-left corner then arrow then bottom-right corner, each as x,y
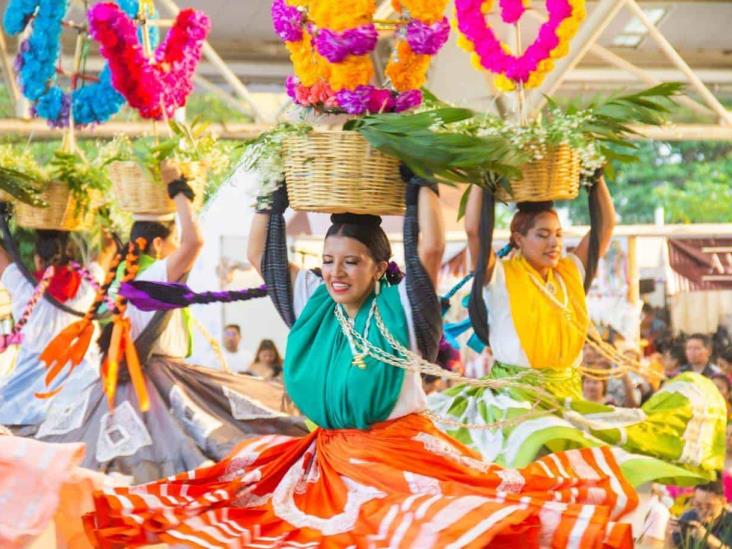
513,211 -> 563,273
322,235 -> 388,315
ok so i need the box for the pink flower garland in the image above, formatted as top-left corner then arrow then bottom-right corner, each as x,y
88,3 -> 211,120
0,266 -> 54,353
499,0 -> 527,24
455,0 -> 585,89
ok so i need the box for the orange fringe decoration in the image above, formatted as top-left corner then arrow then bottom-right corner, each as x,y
36,253 -> 122,399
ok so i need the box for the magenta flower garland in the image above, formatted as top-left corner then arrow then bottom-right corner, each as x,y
88,2 -> 211,120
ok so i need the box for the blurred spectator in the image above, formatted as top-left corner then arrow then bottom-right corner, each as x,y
671,481 -> 732,548
582,375 -> 611,405
422,375 -> 445,395
637,483 -> 672,547
662,344 -> 685,379
641,303 -> 668,356
711,373 -> 732,421
247,339 -> 283,380
597,355 -> 640,408
681,334 -> 721,378
718,346 -> 732,381
583,343 -> 601,366
221,324 -> 253,374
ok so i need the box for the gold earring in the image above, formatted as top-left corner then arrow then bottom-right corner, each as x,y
374,279 -> 381,295
155,248 -> 162,261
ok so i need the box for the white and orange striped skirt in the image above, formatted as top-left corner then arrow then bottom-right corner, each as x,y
84,413 -> 638,548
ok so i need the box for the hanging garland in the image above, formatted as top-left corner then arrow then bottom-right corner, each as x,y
88,2 -> 211,120
2,0 -> 150,127
454,0 -> 586,92
272,0 -> 450,115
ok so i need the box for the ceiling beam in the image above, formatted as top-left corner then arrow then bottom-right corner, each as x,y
625,0 -> 732,125
155,0 -> 267,123
524,0 -> 629,117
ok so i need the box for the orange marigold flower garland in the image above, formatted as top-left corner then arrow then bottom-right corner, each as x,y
272,0 -> 450,114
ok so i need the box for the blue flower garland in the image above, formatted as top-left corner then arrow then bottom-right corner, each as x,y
3,0 -> 157,127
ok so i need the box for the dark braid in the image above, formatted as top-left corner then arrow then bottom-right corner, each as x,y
97,239 -> 145,357
119,280 -> 269,311
468,187 -> 496,346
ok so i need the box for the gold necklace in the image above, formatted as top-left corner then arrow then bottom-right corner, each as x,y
526,269 -> 571,318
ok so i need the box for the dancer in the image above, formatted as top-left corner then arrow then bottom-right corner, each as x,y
86,171 -> 638,548
37,162 -> 306,483
0,228 -> 114,431
0,429 -> 126,549
430,179 -> 727,487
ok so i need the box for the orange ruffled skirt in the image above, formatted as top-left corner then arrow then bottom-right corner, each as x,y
85,413 -> 637,548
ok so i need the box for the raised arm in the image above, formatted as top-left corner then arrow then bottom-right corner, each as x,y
93,229 -> 117,273
163,162 -> 204,282
464,186 -> 496,284
247,202 -> 299,288
574,175 -> 616,271
417,185 -> 445,288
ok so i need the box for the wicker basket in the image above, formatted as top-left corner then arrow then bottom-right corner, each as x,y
283,131 -> 405,215
109,161 -> 206,215
15,181 -> 97,231
498,144 -> 580,203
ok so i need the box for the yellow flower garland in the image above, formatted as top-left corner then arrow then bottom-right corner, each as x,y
283,0 -> 447,105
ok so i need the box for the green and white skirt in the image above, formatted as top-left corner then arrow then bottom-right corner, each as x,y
428,364 -> 727,486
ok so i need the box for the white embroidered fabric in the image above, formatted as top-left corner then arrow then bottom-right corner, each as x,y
413,432 -> 492,473
95,400 -> 153,463
169,385 -> 223,447
222,386 -> 286,420
495,469 -> 526,494
36,389 -> 91,438
272,447 -> 386,535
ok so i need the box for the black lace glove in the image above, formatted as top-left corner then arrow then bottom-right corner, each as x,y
400,164 -> 439,206
167,177 -> 195,202
591,167 -> 605,185
256,183 -> 289,214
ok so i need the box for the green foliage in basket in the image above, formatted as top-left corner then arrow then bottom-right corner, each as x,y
0,145 -> 47,206
461,83 -> 683,184
238,122 -> 313,208
109,119 -> 238,200
0,142 -> 117,212
344,107 -> 527,187
49,147 -> 118,211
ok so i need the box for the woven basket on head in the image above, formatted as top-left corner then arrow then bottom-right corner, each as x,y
283,131 -> 405,215
109,160 -> 206,215
15,181 -> 97,231
497,143 -> 580,203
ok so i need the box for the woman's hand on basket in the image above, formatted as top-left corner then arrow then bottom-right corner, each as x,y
160,160 -> 182,185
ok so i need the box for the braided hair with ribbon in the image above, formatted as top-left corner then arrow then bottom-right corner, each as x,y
98,238 -> 149,411
36,252 -> 123,399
